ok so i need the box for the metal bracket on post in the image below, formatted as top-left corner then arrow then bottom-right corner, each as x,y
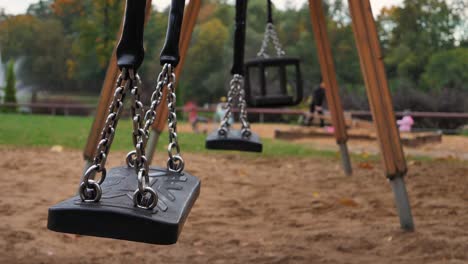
145,131 -> 161,165
389,175 -> 414,231
338,142 -> 352,176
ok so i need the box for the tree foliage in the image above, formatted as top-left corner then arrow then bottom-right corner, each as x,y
0,15 -> 70,91
422,48 -> 468,91
2,60 -> 17,112
0,0 -> 465,114
378,0 -> 462,84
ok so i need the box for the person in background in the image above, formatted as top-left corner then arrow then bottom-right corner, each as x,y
214,96 -> 234,125
397,110 -> 414,132
184,100 -> 204,133
306,77 -> 326,127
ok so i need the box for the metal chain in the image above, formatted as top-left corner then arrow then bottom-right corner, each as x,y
128,63 -> 184,210
79,69 -> 131,203
218,74 -> 251,137
257,23 -> 285,58
165,65 -> 185,173
79,64 -> 183,210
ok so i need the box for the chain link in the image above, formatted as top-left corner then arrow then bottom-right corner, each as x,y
128,63 -> 184,209
80,69 -> 131,203
257,23 -> 285,58
165,65 -> 185,173
218,74 -> 251,137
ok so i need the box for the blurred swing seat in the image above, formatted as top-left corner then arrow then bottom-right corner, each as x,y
205,129 -> 262,152
244,57 -> 303,107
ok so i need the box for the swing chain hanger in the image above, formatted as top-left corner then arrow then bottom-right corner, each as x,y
218,74 -> 251,138
165,64 -> 185,173
257,22 -> 285,58
80,69 -> 131,203
79,64 -> 184,210
126,63 -> 184,209
127,67 -> 159,210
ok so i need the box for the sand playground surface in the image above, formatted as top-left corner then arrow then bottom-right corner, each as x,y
1,144 -> 467,263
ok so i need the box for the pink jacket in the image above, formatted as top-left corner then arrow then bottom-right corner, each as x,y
397,116 -> 414,132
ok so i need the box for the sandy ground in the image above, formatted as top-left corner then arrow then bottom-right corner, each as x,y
0,146 -> 467,264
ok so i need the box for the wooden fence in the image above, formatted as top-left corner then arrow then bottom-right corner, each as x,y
1,102 -> 468,121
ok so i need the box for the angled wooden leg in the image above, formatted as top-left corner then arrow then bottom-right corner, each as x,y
308,0 -> 352,176
348,0 -> 414,230
146,0 -> 201,164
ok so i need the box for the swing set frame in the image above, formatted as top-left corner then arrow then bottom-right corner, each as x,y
82,0 -> 414,231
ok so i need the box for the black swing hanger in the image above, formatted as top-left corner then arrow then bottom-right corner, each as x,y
243,0 -> 303,108
47,0 -> 200,245
205,0 -> 262,153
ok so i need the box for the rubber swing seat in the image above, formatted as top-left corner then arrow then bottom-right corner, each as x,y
205,129 -> 262,152
47,166 -> 200,245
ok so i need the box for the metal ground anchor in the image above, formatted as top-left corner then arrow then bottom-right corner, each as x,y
389,175 -> 415,231
145,130 -> 161,165
338,142 -> 352,176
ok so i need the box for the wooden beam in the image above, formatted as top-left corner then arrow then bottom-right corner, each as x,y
83,0 -> 153,161
348,0 -> 407,178
307,0 -> 348,144
308,0 -> 352,175
348,0 -> 414,231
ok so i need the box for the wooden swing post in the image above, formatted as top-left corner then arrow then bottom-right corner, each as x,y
348,0 -> 414,230
308,0 -> 352,176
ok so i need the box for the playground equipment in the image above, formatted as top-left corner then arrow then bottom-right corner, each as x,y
244,0 -> 303,108
205,0 -> 262,153
80,0 -> 414,241
48,0 -> 200,245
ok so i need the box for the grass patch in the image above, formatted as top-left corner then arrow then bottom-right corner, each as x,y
0,113 -> 339,159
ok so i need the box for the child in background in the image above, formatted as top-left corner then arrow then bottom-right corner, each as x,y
215,96 -> 234,125
397,110 -> 414,132
184,101 -> 201,133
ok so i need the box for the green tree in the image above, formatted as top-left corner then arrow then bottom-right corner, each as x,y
0,15 -> 71,91
27,0 -> 53,19
377,0 -> 461,85
183,18 -> 230,103
422,48 -> 468,91
2,60 -> 17,112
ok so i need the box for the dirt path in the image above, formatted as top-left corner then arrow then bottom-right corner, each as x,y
0,147 -> 467,263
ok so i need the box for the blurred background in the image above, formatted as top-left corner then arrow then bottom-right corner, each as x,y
0,0 -> 466,130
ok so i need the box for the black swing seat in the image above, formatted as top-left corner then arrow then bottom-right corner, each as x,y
244,56 -> 303,108
47,166 -> 200,245
205,129 -> 262,152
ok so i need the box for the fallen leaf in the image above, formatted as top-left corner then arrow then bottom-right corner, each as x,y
358,162 -> 374,169
338,198 -> 359,207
